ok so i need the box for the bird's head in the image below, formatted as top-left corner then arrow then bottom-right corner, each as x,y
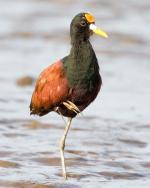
70,12 -> 108,43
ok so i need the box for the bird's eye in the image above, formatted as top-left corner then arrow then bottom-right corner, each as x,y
80,20 -> 87,27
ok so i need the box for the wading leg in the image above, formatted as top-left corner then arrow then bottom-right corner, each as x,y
59,118 -> 72,180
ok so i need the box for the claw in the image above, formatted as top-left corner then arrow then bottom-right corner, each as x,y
66,100 -> 80,113
63,102 -> 78,114
63,100 -> 80,114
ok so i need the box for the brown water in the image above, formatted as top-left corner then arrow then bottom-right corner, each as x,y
0,0 -> 150,187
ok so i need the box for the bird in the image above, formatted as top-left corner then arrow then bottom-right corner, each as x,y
30,12 -> 108,180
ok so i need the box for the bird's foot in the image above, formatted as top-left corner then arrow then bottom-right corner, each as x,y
63,100 -> 80,114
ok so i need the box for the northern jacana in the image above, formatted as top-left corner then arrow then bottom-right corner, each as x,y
30,12 -> 108,179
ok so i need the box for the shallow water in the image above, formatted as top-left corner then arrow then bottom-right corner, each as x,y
0,0 -> 150,187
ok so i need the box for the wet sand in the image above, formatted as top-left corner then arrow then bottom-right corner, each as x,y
0,0 -> 150,187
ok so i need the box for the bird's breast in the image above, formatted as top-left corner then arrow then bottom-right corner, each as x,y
65,60 -> 99,90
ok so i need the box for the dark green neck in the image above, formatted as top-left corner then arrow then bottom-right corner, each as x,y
62,40 -> 99,89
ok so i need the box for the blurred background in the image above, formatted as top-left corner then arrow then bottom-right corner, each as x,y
0,0 -> 150,187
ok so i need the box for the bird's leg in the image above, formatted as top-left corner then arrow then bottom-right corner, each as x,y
59,117 -> 72,180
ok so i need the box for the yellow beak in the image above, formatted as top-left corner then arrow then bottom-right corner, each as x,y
90,24 -> 108,38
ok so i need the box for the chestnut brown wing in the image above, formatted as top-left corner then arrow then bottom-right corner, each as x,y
30,60 -> 69,116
